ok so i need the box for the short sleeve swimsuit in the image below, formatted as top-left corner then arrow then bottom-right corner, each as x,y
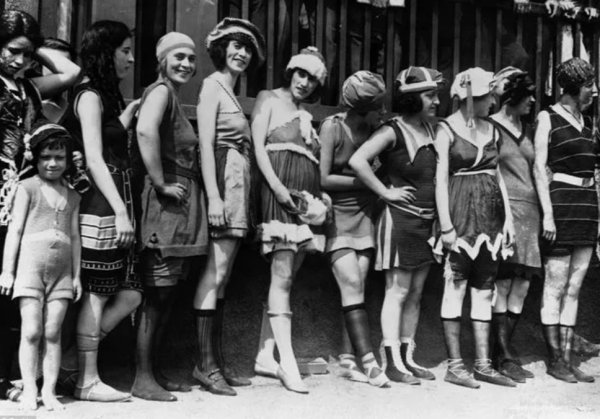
375,117 -> 437,271
321,113 -> 376,258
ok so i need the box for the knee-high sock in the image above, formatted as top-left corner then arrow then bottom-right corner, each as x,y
342,303 -> 372,358
195,310 -> 218,372
213,299 -> 225,369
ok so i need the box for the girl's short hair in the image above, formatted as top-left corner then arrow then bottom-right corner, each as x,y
282,68 -> 323,104
31,135 -> 74,174
395,89 -> 424,114
208,36 -> 259,73
0,10 -> 43,50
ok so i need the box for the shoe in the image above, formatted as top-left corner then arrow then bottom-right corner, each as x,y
547,358 -> 577,383
73,379 -> 132,402
401,340 -> 435,381
498,359 -> 526,383
511,359 -> 534,379
223,367 -> 252,387
474,359 -> 516,387
276,366 -> 308,394
6,386 -> 22,402
381,343 -> 420,385
444,359 -> 480,389
572,333 -> 600,357
363,363 -> 390,388
569,364 -> 595,383
192,366 -> 236,396
254,361 -> 279,379
131,379 -> 177,402
339,357 -> 368,383
155,372 -> 192,393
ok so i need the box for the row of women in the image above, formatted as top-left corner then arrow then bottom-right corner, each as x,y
0,9 -> 597,408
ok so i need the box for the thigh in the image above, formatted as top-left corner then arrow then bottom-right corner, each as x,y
385,268 -> 413,293
19,297 -> 43,336
43,299 -> 69,335
471,249 -> 499,290
409,265 -> 431,295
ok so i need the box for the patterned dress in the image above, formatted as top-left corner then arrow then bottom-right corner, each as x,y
62,83 -> 140,295
258,111 -> 323,255
375,117 -> 437,271
490,118 -> 541,278
545,104 -> 598,249
321,113 -> 376,258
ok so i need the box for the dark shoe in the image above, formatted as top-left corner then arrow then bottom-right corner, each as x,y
547,358 -> 577,383
155,373 -> 192,393
400,341 -> 435,381
131,378 -> 177,402
511,359 -> 534,379
381,344 -> 420,385
570,364 -> 595,383
223,368 -> 251,387
498,359 -> 526,383
444,359 -> 479,389
192,366 -> 236,396
474,359 -> 516,387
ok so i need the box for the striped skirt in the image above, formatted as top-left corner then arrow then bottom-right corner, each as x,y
79,167 -> 140,295
550,180 -> 598,247
375,204 -> 435,271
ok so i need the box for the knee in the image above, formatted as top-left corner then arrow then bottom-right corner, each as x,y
21,323 -> 42,344
342,274 -> 364,296
470,288 -> 493,321
511,280 -> 530,300
404,287 -> 423,307
564,281 -> 583,300
44,324 -> 62,344
122,291 -> 143,310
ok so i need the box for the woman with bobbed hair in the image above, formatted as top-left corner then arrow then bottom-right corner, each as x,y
131,32 -> 208,402
534,57 -> 598,384
350,67 -> 443,385
488,69 -> 539,383
252,47 -> 328,394
61,20 -> 141,402
320,71 -> 388,388
433,67 -> 515,389
0,9 -> 80,400
193,18 -> 265,397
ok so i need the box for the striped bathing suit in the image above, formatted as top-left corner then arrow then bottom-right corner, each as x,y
545,104 -> 598,248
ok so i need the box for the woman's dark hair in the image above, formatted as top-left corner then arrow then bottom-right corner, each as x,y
43,37 -> 76,60
0,10 -> 43,50
282,68 -> 323,104
31,135 -> 74,173
80,20 -> 131,116
502,72 -> 535,107
208,35 -> 259,73
395,90 -> 424,114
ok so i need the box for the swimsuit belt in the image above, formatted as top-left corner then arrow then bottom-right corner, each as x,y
553,172 -> 595,187
453,169 -> 496,177
387,202 -> 436,220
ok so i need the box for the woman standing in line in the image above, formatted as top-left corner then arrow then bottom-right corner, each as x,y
350,67 -> 443,385
534,57 -> 597,384
433,67 -> 515,389
132,32 -> 208,402
61,20 -> 141,402
193,18 -> 265,397
488,69 -> 539,383
0,9 -> 81,400
251,47 -> 327,394
319,71 -> 388,387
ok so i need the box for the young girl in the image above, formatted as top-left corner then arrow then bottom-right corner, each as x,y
0,121 -> 82,411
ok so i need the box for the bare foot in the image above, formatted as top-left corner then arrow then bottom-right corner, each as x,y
18,391 -> 38,411
131,376 -> 176,402
41,391 -> 65,411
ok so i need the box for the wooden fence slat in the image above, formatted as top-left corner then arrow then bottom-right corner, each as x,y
431,0 -> 438,70
166,0 -> 174,31
238,0 -> 249,95
495,8 -> 502,71
535,16 -> 543,115
363,5 -> 372,70
241,0 -> 249,19
574,22 -> 582,58
409,0 -> 417,65
291,0 -> 300,55
453,2 -> 461,77
339,0 -> 348,94
316,0 -> 324,52
385,9 -> 396,110
475,5 -> 481,66
517,13 -> 523,45
266,0 -> 275,90
555,20 -> 562,102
